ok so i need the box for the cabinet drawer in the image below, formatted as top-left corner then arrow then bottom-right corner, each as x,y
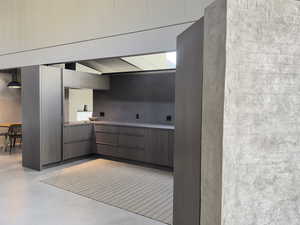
63,141 -> 92,160
64,125 -> 93,143
94,125 -> 118,133
118,135 -> 145,149
118,147 -> 144,161
97,144 -> 118,157
118,127 -> 145,136
96,133 -> 118,145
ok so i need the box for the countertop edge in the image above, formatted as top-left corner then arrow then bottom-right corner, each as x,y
64,121 -> 175,130
64,122 -> 92,127
94,121 -> 174,130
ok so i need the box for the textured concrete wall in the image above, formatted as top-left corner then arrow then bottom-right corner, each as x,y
223,0 -> 300,224
0,72 -> 21,146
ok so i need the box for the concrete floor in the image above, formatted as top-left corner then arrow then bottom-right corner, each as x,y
0,148 -> 165,225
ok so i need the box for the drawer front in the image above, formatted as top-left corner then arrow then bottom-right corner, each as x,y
97,144 -> 118,157
64,125 -> 93,143
118,147 -> 145,161
94,125 -> 118,133
118,127 -> 145,136
118,134 -> 145,149
96,133 -> 118,145
63,141 -> 92,160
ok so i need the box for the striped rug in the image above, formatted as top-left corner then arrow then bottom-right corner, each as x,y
42,159 -> 173,224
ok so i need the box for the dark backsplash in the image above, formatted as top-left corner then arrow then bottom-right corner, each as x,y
93,71 -> 175,125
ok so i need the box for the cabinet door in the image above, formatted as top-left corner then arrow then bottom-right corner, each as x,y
174,18 -> 204,225
168,131 -> 174,167
146,129 -> 169,166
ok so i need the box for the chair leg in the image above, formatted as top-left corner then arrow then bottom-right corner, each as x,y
4,135 -> 7,152
9,137 -> 13,154
13,137 -> 16,148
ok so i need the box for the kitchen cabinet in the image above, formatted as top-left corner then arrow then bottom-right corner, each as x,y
94,122 -> 174,167
63,123 -> 94,160
64,141 -> 92,160
64,124 -> 93,143
168,131 -> 174,167
145,129 -> 170,166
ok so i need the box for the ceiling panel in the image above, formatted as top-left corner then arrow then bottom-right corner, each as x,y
79,52 -> 176,74
122,52 -> 176,70
81,58 -> 141,73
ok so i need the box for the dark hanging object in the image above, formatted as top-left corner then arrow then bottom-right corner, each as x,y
7,70 -> 21,89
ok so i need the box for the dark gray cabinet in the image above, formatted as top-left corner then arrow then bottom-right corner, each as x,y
94,124 -> 174,167
96,144 -> 118,157
168,131 -> 174,167
63,124 -> 94,160
145,129 -> 169,166
64,141 -> 92,160
95,125 -> 146,158
64,124 -> 93,143
22,66 -> 62,170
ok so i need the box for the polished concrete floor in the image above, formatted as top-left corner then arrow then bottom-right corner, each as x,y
0,148 -> 165,225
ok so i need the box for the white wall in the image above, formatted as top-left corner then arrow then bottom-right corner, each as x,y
0,0 -> 214,69
68,89 -> 93,122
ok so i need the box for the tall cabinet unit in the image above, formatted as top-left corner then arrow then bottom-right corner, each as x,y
22,66 -> 62,170
22,66 -> 110,170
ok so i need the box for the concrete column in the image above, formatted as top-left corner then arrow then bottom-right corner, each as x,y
202,0 -> 300,224
223,0 -> 300,224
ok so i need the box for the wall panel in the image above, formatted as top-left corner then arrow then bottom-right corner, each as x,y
93,71 -> 175,125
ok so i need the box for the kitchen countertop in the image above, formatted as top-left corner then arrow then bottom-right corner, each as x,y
93,121 -> 175,130
64,121 -> 92,127
64,121 -> 175,130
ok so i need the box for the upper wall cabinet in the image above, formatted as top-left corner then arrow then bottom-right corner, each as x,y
0,0 -> 214,55
63,69 -> 110,90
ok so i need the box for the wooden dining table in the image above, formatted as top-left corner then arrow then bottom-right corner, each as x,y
0,123 -> 22,128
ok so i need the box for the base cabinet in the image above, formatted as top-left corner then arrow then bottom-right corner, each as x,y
64,141 -> 92,160
145,129 -> 170,166
63,124 -> 94,160
168,131 -> 174,167
95,124 -> 174,167
96,144 -> 118,157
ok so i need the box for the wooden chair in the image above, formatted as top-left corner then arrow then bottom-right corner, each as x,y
0,128 -> 9,151
7,124 -> 22,154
